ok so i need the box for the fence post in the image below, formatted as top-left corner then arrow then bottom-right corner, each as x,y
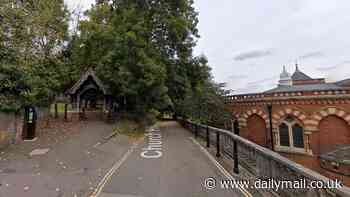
195,124 -> 198,138
54,103 -> 58,119
216,131 -> 221,157
64,104 -> 68,121
233,120 -> 240,174
206,125 -> 210,148
80,107 -> 86,120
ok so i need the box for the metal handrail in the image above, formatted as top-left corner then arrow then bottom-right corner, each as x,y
180,119 -> 350,197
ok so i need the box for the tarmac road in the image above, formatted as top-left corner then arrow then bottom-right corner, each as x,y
97,121 -> 245,197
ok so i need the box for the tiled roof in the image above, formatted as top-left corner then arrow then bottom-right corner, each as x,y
67,69 -> 109,95
264,83 -> 345,93
291,70 -> 313,81
336,78 -> 350,86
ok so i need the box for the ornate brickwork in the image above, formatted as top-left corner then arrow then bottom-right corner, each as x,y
239,109 -> 269,128
271,108 -> 307,129
310,107 -> 350,129
225,66 -> 350,183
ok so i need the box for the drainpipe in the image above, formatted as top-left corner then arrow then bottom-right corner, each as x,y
267,104 -> 274,151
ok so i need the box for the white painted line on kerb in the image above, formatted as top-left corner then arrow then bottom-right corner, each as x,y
90,142 -> 139,197
189,137 -> 253,197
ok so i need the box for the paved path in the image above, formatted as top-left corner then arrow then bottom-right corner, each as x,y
0,120 -> 133,197
98,121 -> 244,197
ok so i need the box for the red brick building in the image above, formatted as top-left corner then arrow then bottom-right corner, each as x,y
226,65 -> 350,184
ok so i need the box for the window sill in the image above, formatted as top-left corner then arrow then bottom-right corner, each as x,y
275,146 -> 311,155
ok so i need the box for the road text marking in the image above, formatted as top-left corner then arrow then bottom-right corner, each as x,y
140,128 -> 163,159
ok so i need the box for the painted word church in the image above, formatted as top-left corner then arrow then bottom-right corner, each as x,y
226,65 -> 350,184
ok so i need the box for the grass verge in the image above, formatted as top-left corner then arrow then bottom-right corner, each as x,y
113,119 -> 146,140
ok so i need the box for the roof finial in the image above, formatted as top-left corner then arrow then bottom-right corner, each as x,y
280,65 -> 291,79
295,59 -> 299,71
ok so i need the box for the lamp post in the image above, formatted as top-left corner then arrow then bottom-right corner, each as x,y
267,104 -> 274,151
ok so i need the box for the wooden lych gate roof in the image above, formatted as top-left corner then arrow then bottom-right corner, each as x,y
67,69 -> 110,95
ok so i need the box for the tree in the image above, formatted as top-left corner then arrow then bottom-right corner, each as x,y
65,0 -> 230,122
1,0 -> 230,125
0,0 -> 70,112
67,0 -> 200,113
176,55 -> 231,125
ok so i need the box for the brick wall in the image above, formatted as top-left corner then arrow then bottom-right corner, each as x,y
227,97 -> 350,185
313,115 -> 350,155
0,112 -> 23,149
0,107 -> 51,148
228,101 -> 350,155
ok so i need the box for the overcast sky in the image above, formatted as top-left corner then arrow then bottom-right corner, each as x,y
65,0 -> 350,94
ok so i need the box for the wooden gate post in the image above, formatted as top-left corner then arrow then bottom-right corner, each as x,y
54,103 -> 58,119
64,104 -> 68,121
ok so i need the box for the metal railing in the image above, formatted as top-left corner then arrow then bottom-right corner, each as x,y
179,119 -> 350,197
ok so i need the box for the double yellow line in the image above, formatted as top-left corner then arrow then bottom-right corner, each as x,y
90,143 -> 139,197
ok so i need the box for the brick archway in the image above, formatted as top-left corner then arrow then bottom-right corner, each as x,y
246,114 -> 268,146
272,108 -> 313,154
312,115 -> 350,155
308,107 -> 350,131
307,107 -> 350,156
271,108 -> 308,130
240,109 -> 269,128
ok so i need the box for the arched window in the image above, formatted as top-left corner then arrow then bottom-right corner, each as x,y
292,124 -> 304,148
278,116 -> 304,149
279,123 -> 290,146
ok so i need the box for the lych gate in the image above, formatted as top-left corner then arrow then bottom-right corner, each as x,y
66,69 -> 118,120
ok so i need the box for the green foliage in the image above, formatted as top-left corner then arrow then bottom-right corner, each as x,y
50,103 -> 72,114
114,118 -> 145,140
0,0 -> 230,123
0,64 -> 27,112
175,56 -> 232,125
66,0 -> 202,115
65,0 -> 230,122
0,0 -> 70,112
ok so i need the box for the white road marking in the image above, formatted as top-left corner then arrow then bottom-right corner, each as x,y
189,137 -> 253,197
90,142 -> 139,197
140,128 -> 163,159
